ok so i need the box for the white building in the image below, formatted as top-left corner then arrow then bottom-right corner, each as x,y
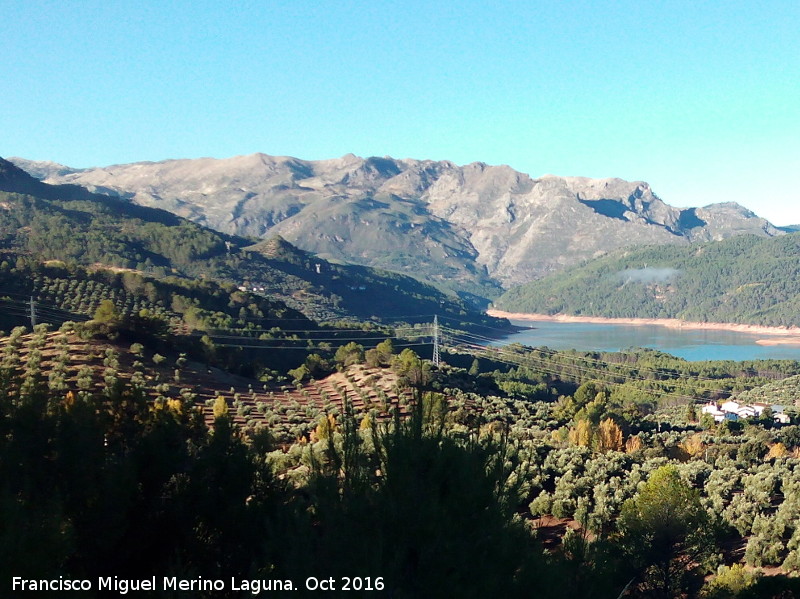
736,406 -> 757,419
701,403 -> 724,416
712,399 -> 790,424
721,400 -> 740,413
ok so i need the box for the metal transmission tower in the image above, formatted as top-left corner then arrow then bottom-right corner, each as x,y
29,296 -> 37,328
432,315 -> 441,367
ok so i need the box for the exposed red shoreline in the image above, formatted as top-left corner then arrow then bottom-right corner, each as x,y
487,310 -> 800,346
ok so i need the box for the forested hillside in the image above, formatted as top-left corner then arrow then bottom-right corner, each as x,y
496,233 -> 800,327
734,375 -> 800,406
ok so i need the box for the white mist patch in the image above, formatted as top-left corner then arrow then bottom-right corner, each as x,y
619,267 -> 680,283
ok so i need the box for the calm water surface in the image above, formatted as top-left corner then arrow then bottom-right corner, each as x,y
498,319 -> 800,362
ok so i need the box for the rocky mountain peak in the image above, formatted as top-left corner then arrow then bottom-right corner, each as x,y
8,153 -> 782,296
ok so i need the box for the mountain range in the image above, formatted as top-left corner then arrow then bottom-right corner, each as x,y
10,154 -> 782,300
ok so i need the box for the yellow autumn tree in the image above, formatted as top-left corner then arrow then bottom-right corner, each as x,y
315,413 -> 337,441
766,442 -> 788,459
596,418 -> 624,453
63,390 -> 77,411
568,419 -> 593,447
679,433 -> 705,459
212,395 -> 229,419
360,413 -> 373,430
625,435 -> 643,453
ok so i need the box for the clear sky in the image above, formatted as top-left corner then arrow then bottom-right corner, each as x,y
2,1 -> 798,223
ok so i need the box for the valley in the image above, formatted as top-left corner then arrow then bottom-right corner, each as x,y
6,1 -> 798,595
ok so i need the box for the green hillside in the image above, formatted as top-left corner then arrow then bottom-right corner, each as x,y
0,257 -> 329,376
241,234 -> 505,329
734,374 -> 800,406
496,233 -> 800,327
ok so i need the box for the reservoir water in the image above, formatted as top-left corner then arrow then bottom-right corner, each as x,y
498,319 -> 800,362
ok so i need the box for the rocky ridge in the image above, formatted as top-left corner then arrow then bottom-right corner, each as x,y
10,154 -> 781,296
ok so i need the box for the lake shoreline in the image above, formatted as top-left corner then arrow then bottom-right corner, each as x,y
487,310 -> 800,346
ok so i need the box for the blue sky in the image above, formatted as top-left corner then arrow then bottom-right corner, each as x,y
2,1 -> 798,223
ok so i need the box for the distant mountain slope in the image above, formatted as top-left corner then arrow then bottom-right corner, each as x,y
0,157 -> 505,330
11,154 -> 782,294
495,233 -> 800,327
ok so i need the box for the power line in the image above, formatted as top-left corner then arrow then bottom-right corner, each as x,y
203,334 -> 429,344
432,315 -> 440,367
197,325 -> 421,335
212,341 -> 429,351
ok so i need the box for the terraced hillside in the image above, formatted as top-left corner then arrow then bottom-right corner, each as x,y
0,327 -> 426,443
